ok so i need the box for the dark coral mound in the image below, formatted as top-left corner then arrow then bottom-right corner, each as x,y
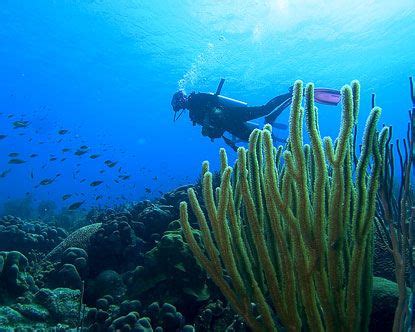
0,215 -> 67,257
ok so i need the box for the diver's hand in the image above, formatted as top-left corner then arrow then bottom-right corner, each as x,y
202,125 -> 224,139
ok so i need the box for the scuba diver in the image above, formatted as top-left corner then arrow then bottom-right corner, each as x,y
171,78 -> 341,150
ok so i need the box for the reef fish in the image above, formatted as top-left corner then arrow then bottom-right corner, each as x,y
75,149 -> 88,156
0,134 -> 7,140
58,129 -> 69,135
8,158 -> 26,164
104,160 -> 118,168
62,194 -> 72,201
39,178 -> 56,186
89,154 -> 101,159
0,169 -> 11,178
68,201 -> 84,210
8,152 -> 19,157
90,180 -> 103,187
13,120 -> 30,128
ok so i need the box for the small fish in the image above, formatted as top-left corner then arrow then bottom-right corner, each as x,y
30,171 -> 34,179
80,145 -> 88,150
7,114 -> 13,118
58,129 -> 69,135
95,195 -> 103,200
0,134 -> 7,140
0,169 -> 11,178
104,160 -> 118,168
90,180 -> 103,187
152,176 -> 158,181
62,148 -> 71,153
13,120 -> 30,128
62,194 -> 72,201
145,187 -> 151,193
99,170 -> 105,174
119,175 -> 130,180
80,178 -> 86,183
75,150 -> 88,156
89,154 -> 101,159
68,201 -> 84,210
49,157 -> 57,161
30,153 -> 38,158
39,178 -> 55,186
8,152 -> 19,157
61,158 -> 66,162
8,158 -> 26,164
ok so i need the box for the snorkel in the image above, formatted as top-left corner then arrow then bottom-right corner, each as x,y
171,90 -> 187,122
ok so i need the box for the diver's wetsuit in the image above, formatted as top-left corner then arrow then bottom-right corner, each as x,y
187,92 -> 292,141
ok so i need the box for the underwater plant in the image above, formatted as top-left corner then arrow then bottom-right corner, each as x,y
375,77 -> 415,332
179,80 -> 388,331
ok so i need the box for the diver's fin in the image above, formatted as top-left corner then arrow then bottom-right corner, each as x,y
265,97 -> 292,124
314,88 -> 341,105
272,123 -> 288,130
246,121 -> 260,132
222,135 -> 238,152
215,78 -> 225,95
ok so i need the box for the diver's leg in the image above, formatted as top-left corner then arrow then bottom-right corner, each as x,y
228,92 -> 293,122
263,92 -> 292,113
226,122 -> 254,142
264,97 -> 292,124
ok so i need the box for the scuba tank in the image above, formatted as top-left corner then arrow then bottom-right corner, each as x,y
212,78 -> 248,108
212,94 -> 248,108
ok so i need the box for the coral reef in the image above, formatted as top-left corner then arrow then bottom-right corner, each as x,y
0,215 -> 67,257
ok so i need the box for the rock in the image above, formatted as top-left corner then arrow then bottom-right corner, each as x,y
34,287 -> 81,326
57,264 -> 83,289
12,303 -> 50,321
88,270 -> 126,302
0,216 -> 67,256
0,251 -> 37,301
370,276 -> 404,332
0,306 -> 27,325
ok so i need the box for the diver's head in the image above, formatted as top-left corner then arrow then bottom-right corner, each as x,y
171,90 -> 188,122
172,90 -> 187,111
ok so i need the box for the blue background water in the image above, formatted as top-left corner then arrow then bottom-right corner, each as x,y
0,0 -> 414,214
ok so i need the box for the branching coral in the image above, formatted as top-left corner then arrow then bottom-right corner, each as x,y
179,80 -> 388,331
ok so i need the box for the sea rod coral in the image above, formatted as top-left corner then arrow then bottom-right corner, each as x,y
179,80 -> 389,331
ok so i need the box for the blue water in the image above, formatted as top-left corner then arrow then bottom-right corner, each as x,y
1,0 -> 414,214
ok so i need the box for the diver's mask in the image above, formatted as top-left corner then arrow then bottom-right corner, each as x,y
171,90 -> 187,122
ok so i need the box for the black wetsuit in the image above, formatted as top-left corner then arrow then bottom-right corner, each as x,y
187,91 -> 292,141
